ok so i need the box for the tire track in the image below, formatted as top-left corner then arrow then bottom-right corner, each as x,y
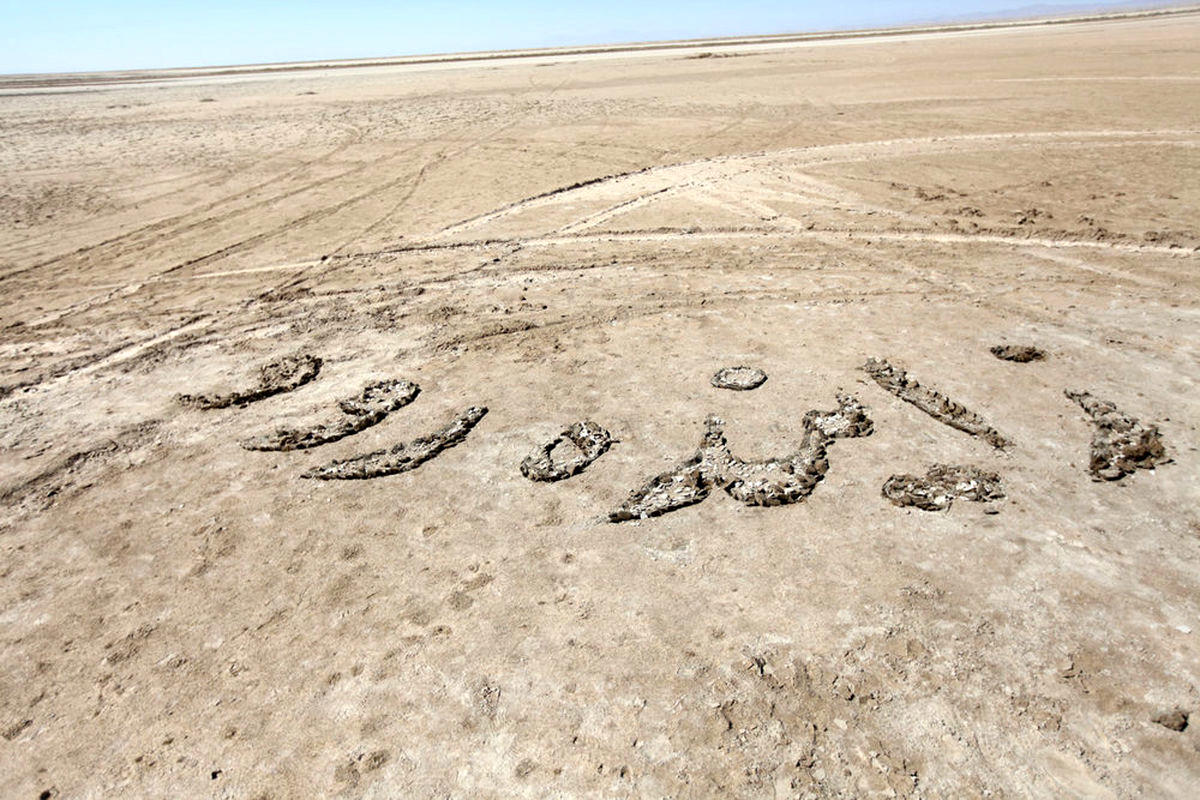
1,315 -> 211,398
326,113 -> 523,256
431,129 -> 1198,240
0,129 -> 369,284
7,120 -> 520,331
107,128 -> 502,283
431,167 -> 656,240
124,221 -> 1192,302
556,187 -> 675,234
367,225 -> 1200,259
18,132 -> 1193,312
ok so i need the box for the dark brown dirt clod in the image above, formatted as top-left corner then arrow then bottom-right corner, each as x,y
609,393 -> 872,521
1152,709 -> 1189,732
990,345 -> 1046,362
177,354 -> 322,409
301,406 -> 487,480
241,379 -> 419,451
882,464 -> 1005,511
863,357 -> 1013,449
520,420 -> 613,481
1066,390 -> 1168,480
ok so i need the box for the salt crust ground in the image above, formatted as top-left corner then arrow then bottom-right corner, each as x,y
2,11 -> 1199,799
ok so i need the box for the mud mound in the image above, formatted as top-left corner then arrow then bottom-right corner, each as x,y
802,394 -> 876,439
520,420 -> 613,481
610,393 -> 872,521
882,464 -> 1004,511
711,366 -> 767,391
863,358 -> 1013,449
608,418 -> 730,522
1066,390 -> 1168,480
990,345 -> 1046,362
1153,709 -> 1189,732
301,406 -> 487,480
176,354 -> 322,410
240,379 -> 420,451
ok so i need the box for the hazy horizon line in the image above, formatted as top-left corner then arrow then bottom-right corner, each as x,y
3,0 -> 1196,81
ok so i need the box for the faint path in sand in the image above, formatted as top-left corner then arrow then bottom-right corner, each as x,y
431,129 -> 1200,240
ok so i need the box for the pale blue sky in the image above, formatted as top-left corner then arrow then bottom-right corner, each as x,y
0,1 -> 1163,74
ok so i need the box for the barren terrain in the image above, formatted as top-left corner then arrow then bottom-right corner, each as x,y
2,11 -> 1199,799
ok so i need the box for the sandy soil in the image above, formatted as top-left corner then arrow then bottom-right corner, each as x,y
2,10 -> 1199,799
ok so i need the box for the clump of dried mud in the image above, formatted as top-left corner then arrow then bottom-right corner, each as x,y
301,406 -> 488,480
882,464 -> 1004,511
990,344 -> 1046,362
711,365 -> 767,390
1152,709 -> 1189,732
863,357 -> 1013,448
610,393 -> 872,521
176,354 -> 322,409
241,378 -> 420,451
1066,390 -> 1168,480
520,420 -> 613,481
